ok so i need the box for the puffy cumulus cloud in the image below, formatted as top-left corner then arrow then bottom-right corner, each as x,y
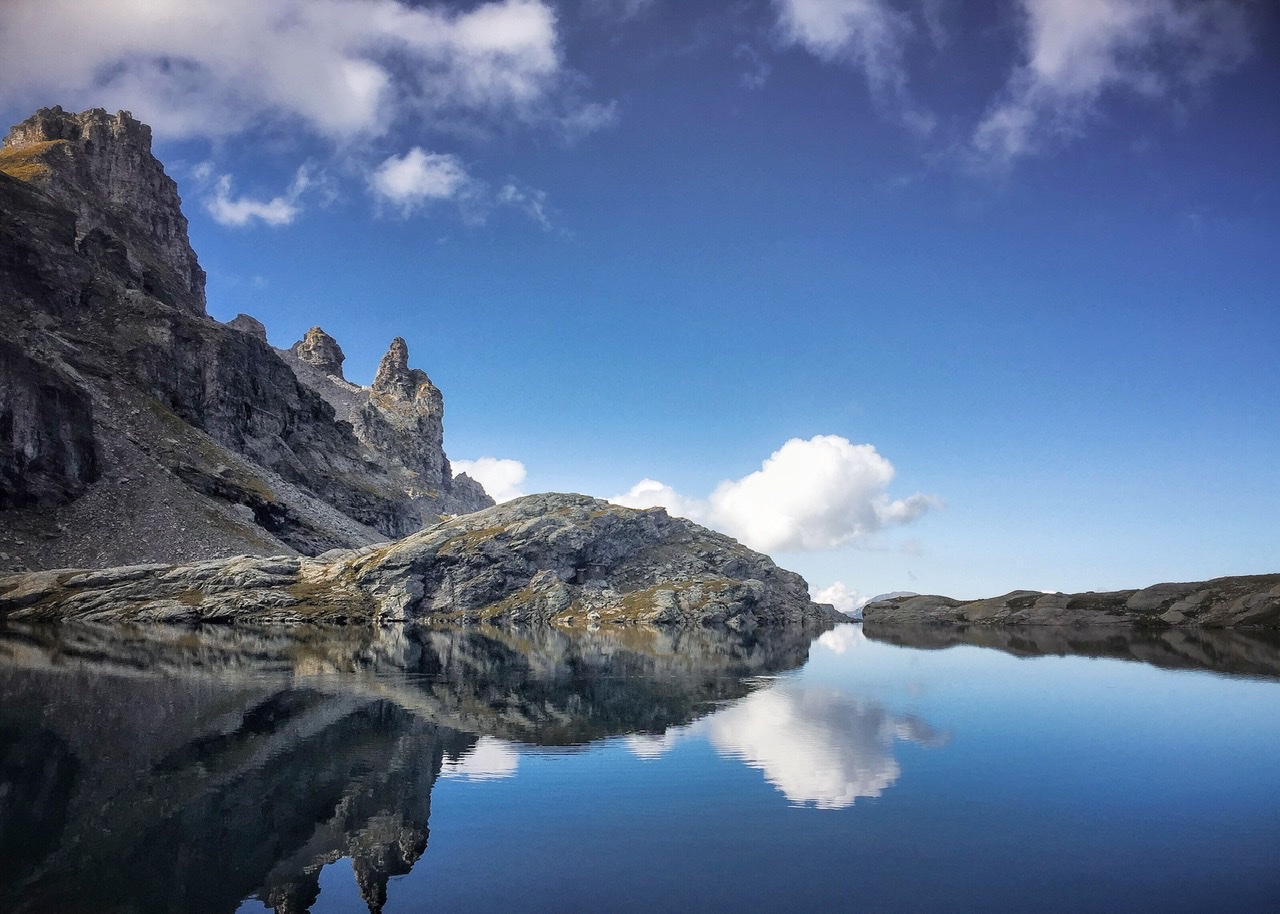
812,581 -> 868,617
439,736 -> 520,781
974,0 -> 1253,163
771,0 -> 932,131
204,163 -> 319,228
452,457 -> 528,503
611,478 -> 707,522
612,435 -> 937,554
0,0 -> 564,140
369,148 -> 475,214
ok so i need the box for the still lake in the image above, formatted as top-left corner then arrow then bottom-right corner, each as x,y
2,620 -> 1278,913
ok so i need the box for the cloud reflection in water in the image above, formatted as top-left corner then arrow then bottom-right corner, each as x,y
629,627 -> 945,809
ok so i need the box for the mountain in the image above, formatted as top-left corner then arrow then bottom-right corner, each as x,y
0,106 -> 491,574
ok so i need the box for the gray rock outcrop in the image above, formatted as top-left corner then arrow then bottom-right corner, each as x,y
277,329 -> 487,517
864,574 -> 1280,628
1,106 -> 205,309
0,106 -> 490,572
0,493 -> 846,628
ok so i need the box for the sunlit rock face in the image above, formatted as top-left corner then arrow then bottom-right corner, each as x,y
278,331 -> 490,519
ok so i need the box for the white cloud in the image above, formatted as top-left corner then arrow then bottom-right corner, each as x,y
771,0 -> 931,131
440,736 -> 520,780
497,182 -> 554,230
453,457 -> 527,503
974,0 -> 1253,163
559,100 -> 619,141
0,0 -> 563,140
205,164 -> 317,227
369,148 -> 475,214
612,435 -> 936,553
812,581 -> 868,617
773,0 -> 909,74
611,478 -> 708,525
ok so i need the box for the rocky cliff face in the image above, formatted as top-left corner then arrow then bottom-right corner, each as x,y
1,106 -> 205,310
0,493 -> 845,628
0,107 -> 490,572
277,328 -> 488,515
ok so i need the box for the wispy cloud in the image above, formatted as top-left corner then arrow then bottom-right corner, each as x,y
0,0 -> 565,140
771,0 -> 933,132
612,435 -> 937,553
559,100 -> 620,142
204,163 -> 319,227
367,151 -> 556,228
735,43 -> 773,90
973,0 -> 1253,164
582,0 -> 659,23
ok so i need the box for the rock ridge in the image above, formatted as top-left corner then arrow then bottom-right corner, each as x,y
0,493 -> 845,629
863,573 -> 1280,628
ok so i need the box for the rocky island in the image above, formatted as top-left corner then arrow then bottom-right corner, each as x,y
863,573 -> 1280,628
0,106 -> 841,629
0,492 -> 842,627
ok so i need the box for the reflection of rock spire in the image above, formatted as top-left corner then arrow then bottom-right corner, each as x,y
262,875 -> 321,914
351,814 -> 430,914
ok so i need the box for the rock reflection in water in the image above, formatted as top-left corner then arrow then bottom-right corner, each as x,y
0,621 -> 820,913
862,622 -> 1280,679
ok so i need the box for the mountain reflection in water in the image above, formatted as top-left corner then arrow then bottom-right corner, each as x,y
3,620 -> 1279,913
0,621 -> 825,913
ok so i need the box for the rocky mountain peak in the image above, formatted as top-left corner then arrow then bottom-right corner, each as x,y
226,313 -> 268,341
0,105 -> 206,311
290,326 -> 346,378
373,337 -> 436,403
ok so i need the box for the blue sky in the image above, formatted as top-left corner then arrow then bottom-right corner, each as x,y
2,0 -> 1277,604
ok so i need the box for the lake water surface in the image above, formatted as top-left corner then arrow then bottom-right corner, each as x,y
2,621 -> 1278,912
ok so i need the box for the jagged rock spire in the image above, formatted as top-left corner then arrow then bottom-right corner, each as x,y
290,326 -> 346,378
372,337 -> 417,400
